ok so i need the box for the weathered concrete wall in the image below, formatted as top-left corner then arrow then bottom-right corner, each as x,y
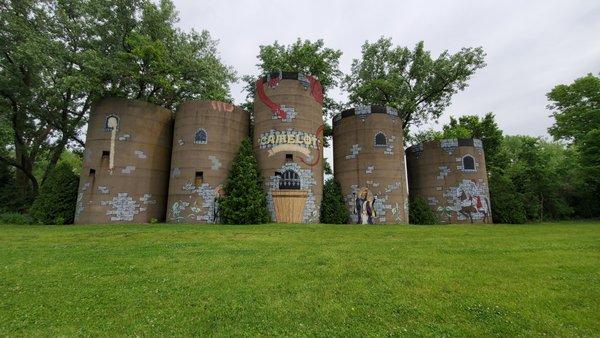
75,97 -> 173,224
332,105 -> 409,224
167,101 -> 249,223
405,139 -> 492,224
253,72 -> 324,223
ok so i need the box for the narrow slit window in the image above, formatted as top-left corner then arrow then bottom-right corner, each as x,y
194,171 -> 204,187
462,155 -> 475,170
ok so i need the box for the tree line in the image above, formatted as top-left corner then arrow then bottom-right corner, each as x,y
1,0 -> 597,224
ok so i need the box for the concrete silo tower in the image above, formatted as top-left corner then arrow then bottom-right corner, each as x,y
167,101 -> 249,223
75,97 -> 173,224
253,72 -> 324,223
332,105 -> 409,224
405,139 -> 492,224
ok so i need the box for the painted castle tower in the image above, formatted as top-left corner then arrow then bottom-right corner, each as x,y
332,105 -> 409,224
406,139 -> 492,224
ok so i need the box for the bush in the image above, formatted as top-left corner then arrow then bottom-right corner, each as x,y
409,196 -> 439,225
0,162 -> 33,213
489,174 -> 527,224
0,212 -> 34,225
29,162 -> 79,225
219,138 -> 270,224
320,178 -> 349,224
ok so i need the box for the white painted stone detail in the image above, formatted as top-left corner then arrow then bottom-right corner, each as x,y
384,135 -> 396,155
345,144 -> 362,160
103,193 -> 139,221
208,155 -> 222,171
172,182 -> 219,223
118,134 -> 131,141
134,150 -> 146,159
121,165 -> 135,174
385,182 -> 401,193
437,166 -> 450,180
441,139 -> 459,154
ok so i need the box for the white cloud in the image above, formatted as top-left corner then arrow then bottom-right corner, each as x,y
172,0 -> 600,168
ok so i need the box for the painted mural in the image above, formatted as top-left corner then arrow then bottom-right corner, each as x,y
265,162 -> 319,223
169,182 -> 224,223
437,179 -> 491,223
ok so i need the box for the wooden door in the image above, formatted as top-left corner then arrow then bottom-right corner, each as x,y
272,190 -> 308,223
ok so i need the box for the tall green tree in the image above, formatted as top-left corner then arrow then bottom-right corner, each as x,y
409,196 -> 439,225
0,0 -> 234,199
503,136 -> 572,221
547,73 -> 600,218
219,138 -> 270,224
244,38 -> 343,117
410,113 -> 506,172
29,162 -> 79,224
320,178 -> 349,224
547,73 -> 600,146
440,113 -> 506,171
345,37 -> 486,133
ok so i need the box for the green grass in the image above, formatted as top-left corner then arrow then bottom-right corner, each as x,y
0,221 -> 599,336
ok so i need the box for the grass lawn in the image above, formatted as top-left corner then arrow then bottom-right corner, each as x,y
0,221 -> 598,336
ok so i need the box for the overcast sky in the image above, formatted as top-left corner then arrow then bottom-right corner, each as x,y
172,0 -> 600,140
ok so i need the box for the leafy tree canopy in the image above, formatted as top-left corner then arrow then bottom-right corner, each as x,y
345,37 -> 486,133
0,0 -> 235,199
547,73 -> 600,145
441,113 -> 505,171
410,113 -> 505,172
244,38 -> 343,117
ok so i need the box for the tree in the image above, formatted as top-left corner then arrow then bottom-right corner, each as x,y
320,178 -> 349,224
29,162 -> 79,224
410,113 -> 506,173
488,173 -> 526,224
245,38 -> 343,117
547,73 -> 600,218
503,136 -> 573,221
219,138 -> 270,224
547,73 -> 600,145
405,128 -> 443,146
441,113 -> 505,171
408,196 -> 438,225
0,0 -> 234,200
345,37 -> 486,133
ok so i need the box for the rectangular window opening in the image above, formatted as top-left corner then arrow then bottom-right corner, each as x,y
89,168 -> 96,176
194,171 -> 204,187
285,153 -> 293,162
101,150 -> 110,158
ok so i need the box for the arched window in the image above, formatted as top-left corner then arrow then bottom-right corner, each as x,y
278,170 -> 300,190
374,132 -> 387,146
105,115 -> 119,131
462,155 -> 475,171
194,129 -> 207,144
